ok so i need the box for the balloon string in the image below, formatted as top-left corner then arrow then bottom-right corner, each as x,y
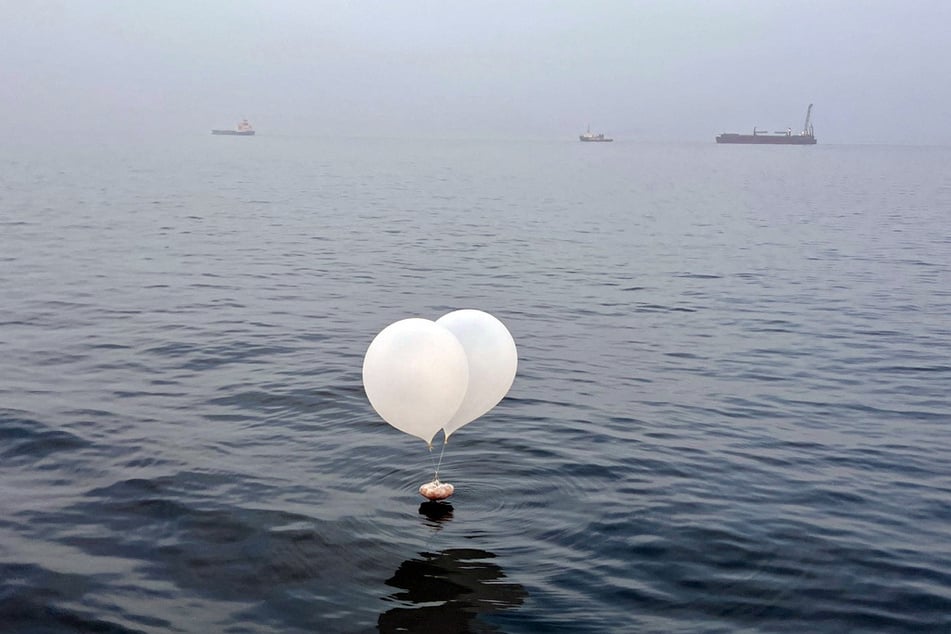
433,437 -> 447,482
428,445 -> 438,482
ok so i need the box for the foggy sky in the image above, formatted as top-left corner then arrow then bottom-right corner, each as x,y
3,0 -> 949,144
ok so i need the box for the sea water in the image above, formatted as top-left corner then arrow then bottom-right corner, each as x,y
1,135 -> 949,632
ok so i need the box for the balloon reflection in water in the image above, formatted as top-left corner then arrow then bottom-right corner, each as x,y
378,548 -> 526,633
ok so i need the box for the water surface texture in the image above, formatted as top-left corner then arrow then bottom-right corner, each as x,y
1,137 -> 950,632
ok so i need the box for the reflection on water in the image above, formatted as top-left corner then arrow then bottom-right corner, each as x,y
378,548 -> 526,634
418,500 -> 454,523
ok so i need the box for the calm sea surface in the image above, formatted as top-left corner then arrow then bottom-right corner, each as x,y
1,136 -> 949,633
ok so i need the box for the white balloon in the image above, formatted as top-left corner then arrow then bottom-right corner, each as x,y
363,318 -> 470,445
436,310 -> 517,439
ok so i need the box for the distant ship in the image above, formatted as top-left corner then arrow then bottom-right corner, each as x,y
211,119 -> 255,136
716,104 -> 816,145
579,125 -> 613,142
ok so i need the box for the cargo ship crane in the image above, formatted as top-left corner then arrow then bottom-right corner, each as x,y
802,104 -> 814,136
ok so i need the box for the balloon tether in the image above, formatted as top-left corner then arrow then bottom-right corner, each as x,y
426,436 -> 449,482
433,436 -> 448,481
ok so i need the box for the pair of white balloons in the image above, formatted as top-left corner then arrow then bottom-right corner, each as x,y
362,310 -> 518,446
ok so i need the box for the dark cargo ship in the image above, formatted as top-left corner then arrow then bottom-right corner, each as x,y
716,104 -> 816,145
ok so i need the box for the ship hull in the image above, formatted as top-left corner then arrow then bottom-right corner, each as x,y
716,133 -> 815,145
579,137 -> 613,142
211,130 -> 255,136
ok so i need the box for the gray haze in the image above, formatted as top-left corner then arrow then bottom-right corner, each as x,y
3,0 -> 950,144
